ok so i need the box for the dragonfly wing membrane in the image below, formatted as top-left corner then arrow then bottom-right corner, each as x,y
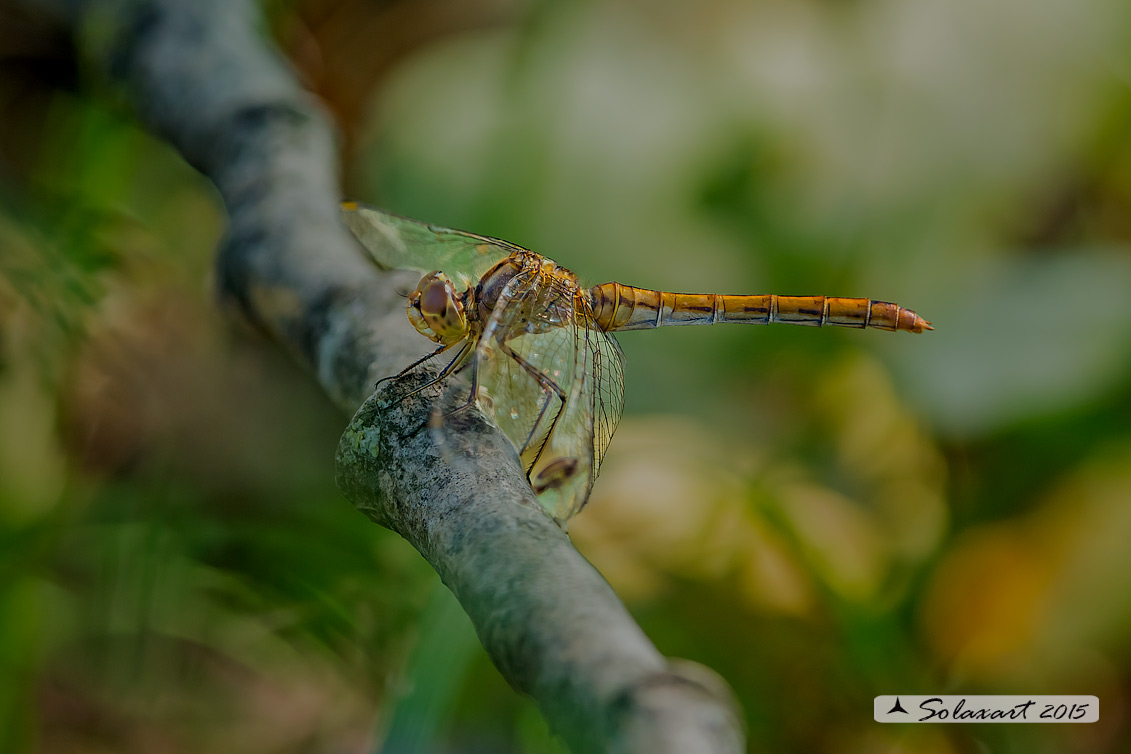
535,317 -> 625,520
589,325 -> 626,476
340,202 -> 520,290
472,266 -> 625,521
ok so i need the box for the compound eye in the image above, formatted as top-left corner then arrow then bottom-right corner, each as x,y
406,271 -> 467,345
421,278 -> 452,317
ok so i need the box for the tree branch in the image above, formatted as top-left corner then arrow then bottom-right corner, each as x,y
36,0 -> 747,750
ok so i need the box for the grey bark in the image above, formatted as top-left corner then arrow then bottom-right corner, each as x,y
31,0 -> 747,751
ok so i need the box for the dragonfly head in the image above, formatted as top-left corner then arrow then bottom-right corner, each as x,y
407,271 -> 468,345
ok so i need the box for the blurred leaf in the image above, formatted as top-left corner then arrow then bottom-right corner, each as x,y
378,582 -> 480,754
892,250 -> 1131,437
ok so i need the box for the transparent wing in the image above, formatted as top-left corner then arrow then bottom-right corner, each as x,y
473,270 -> 626,521
340,202 -> 522,290
472,270 -> 565,471
587,318 -> 626,483
528,322 -> 625,521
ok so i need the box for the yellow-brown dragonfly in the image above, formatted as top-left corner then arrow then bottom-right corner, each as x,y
341,202 -> 931,522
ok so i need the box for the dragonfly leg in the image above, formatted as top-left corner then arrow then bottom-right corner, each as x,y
376,340 -> 472,411
435,344 -> 569,483
439,356 -> 482,417
427,355 -> 482,451
494,341 -> 568,478
375,343 -> 449,390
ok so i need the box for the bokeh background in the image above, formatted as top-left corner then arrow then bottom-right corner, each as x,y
3,0 -> 1131,751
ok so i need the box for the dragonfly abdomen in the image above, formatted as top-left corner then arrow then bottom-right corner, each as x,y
589,283 -> 931,334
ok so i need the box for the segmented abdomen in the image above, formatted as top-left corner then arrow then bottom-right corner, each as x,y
588,283 -> 931,334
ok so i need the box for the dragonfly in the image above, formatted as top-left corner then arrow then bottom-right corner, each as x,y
341,202 -> 931,522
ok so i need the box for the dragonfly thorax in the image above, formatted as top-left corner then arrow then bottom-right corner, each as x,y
407,270 -> 469,346
475,256 -> 525,318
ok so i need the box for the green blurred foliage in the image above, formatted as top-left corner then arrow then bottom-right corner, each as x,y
4,0 -> 1131,752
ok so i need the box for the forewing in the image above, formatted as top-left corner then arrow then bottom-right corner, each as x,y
473,269 -> 625,521
588,324 -> 626,479
472,270 -> 567,470
533,305 -> 625,520
340,202 -> 520,290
